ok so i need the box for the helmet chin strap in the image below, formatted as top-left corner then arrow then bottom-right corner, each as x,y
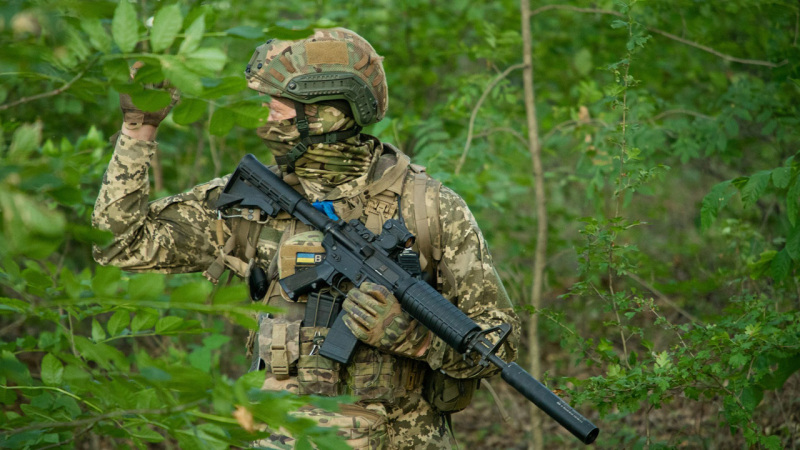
275,101 -> 363,173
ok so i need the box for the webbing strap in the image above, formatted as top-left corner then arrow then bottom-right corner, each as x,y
203,210 -> 264,284
271,323 -> 289,378
413,173 -> 433,275
276,101 -> 362,172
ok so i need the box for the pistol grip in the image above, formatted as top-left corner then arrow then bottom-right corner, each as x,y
319,310 -> 359,364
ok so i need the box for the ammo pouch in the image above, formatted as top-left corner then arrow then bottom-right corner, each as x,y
255,315 -> 301,378
297,327 -> 342,396
423,369 -> 479,413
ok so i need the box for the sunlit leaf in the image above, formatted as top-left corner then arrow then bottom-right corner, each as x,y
130,89 -> 172,112
40,354 -> 64,386
150,4 -> 184,52
209,107 -> 235,136
107,310 -> 131,336
112,0 -> 139,53
179,15 -> 205,55
81,19 -> 112,53
225,26 -> 264,39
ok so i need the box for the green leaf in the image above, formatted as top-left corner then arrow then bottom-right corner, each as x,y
172,98 -> 206,125
740,170 -> 771,208
202,76 -> 246,99
771,167 -> 792,189
179,15 -> 205,55
213,284 -> 247,305
155,316 -> 184,333
596,338 -> 613,353
129,273 -> 165,301
1,350 -> 32,384
655,351 -> 671,368
229,101 -> 270,128
700,180 -> 734,230
129,426 -> 165,443
209,107 -> 235,136
203,334 -> 231,350
81,19 -> 112,53
112,0 -> 139,53
787,176 -> 800,226
729,352 -> 748,367
186,48 -> 227,73
74,336 -> 129,371
132,62 -> 166,84
786,227 -> 800,260
188,346 -> 212,372
150,4 -> 184,52
225,26 -> 264,39
610,20 -> 628,29
107,310 -> 130,336
171,281 -> 212,304
130,89 -> 172,112
92,265 -> 121,297
132,309 -> 160,332
8,122 -> 42,162
572,48 -> 592,76
160,57 -> 203,94
41,354 -> 64,386
741,385 -> 763,413
769,248 -> 792,281
92,319 -> 107,342
759,357 -> 800,390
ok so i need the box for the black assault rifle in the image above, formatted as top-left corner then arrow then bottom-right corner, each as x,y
217,154 -> 599,445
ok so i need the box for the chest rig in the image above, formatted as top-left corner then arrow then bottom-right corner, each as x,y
208,142 -> 454,404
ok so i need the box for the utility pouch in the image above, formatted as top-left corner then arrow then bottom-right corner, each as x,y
422,369 -> 479,413
256,315 -> 301,380
346,347 -> 396,404
297,327 -> 341,396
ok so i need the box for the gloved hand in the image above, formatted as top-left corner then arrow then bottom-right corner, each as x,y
120,61 -> 180,133
342,282 -> 413,349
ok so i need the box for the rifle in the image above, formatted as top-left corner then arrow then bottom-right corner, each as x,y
217,154 -> 600,445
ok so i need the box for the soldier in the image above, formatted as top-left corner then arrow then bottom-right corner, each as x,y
93,28 -> 520,450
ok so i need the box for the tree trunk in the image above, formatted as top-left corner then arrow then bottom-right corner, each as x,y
521,0 -> 547,448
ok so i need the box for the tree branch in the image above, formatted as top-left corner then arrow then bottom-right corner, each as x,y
37,424 -> 96,450
3,400 -> 203,434
455,63 -> 527,175
627,272 -> 702,325
542,118 -> 610,142
473,127 -> 529,148
529,5 -> 788,68
649,109 -> 715,122
521,1 -> 547,448
0,56 -> 99,111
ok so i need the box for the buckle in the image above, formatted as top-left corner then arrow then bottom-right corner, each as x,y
270,343 -> 289,376
296,117 -> 310,134
287,142 -> 307,162
324,132 -> 338,144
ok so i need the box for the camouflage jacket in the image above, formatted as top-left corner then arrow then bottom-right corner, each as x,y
92,133 -> 520,392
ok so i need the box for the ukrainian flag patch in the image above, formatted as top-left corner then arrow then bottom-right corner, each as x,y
296,252 -> 323,266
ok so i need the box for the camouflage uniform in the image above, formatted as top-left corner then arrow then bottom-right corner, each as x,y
93,28 -> 520,450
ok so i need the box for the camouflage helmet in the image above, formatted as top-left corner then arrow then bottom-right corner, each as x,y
245,28 -> 388,127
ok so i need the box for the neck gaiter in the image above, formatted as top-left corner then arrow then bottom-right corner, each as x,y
256,103 -> 374,191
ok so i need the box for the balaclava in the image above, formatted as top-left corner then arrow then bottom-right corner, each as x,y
256,100 -> 375,196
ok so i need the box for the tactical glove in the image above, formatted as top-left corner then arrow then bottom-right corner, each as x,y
342,282 -> 432,357
120,62 -> 180,132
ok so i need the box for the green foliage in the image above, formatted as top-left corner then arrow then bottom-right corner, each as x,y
2,0 -> 800,448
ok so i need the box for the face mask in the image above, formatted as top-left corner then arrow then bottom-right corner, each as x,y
257,103 -> 373,186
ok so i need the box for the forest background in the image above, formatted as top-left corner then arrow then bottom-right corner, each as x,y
1,0 -> 799,449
